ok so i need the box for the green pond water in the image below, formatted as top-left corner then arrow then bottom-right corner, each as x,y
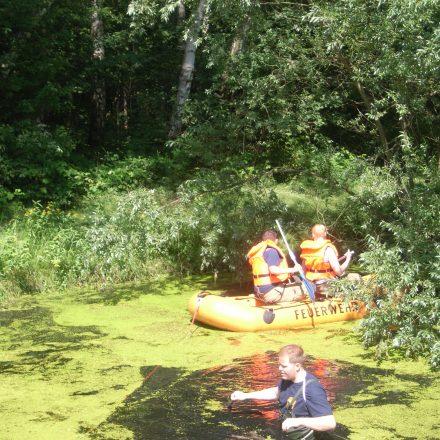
1,276 -> 439,440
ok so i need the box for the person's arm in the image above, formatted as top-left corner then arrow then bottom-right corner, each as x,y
282,414 -> 336,432
268,264 -> 302,276
230,386 -> 279,401
327,247 -> 352,276
264,248 -> 302,277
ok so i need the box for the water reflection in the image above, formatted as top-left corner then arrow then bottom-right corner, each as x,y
91,353 -> 399,439
220,353 -> 350,438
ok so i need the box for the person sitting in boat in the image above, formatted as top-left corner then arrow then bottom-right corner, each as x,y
230,344 -> 336,439
300,224 -> 358,296
247,229 -> 305,304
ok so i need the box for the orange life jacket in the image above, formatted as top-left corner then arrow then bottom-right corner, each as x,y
247,240 -> 289,287
300,239 -> 338,282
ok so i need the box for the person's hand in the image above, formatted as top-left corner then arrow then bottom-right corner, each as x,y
282,417 -> 302,432
230,391 -> 247,401
345,249 -> 354,262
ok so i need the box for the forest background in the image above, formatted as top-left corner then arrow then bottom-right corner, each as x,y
0,0 -> 439,369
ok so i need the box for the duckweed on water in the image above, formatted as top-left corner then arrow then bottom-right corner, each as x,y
1,276 -> 439,439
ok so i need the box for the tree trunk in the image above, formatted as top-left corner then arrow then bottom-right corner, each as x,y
176,1 -> 186,50
90,0 -> 106,147
220,14 -> 251,94
354,80 -> 390,163
230,15 -> 250,58
176,0 -> 186,27
122,84 -> 129,131
168,0 -> 207,139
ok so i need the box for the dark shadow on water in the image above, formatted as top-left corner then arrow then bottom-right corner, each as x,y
89,351 -> 433,440
69,274 -> 252,306
0,303 -> 105,376
0,307 -> 45,326
74,283 -> 160,305
72,390 -> 100,396
74,274 -> 239,306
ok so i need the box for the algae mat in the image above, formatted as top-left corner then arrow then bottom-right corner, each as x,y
1,278 -> 439,439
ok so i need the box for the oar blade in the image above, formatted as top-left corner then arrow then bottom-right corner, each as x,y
300,274 -> 316,303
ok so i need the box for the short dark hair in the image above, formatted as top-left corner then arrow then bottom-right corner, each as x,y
262,229 -> 278,241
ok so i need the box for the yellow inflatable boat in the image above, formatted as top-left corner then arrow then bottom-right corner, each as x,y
188,292 -> 366,332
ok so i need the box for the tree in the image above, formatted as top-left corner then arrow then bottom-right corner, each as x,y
168,0 -> 208,139
90,0 -> 106,147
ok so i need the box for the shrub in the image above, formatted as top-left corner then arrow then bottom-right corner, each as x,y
333,155 -> 440,369
0,169 -> 289,297
0,122 -> 78,207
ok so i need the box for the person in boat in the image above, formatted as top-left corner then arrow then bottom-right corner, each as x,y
300,224 -> 358,296
247,229 -> 306,304
230,344 -> 336,440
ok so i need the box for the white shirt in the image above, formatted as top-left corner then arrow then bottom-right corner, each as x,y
314,246 -> 338,285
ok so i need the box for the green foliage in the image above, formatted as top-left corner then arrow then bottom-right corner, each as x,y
0,123 -> 79,207
84,154 -> 157,195
182,4 -> 335,165
305,0 -> 440,161
176,168 -> 286,275
0,172 -> 286,297
332,157 -> 440,369
0,0 -> 91,124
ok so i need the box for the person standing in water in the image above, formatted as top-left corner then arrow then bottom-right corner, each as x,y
230,344 -> 336,439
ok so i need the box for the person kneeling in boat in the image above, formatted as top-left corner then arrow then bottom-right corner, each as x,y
300,224 -> 359,297
230,344 -> 336,440
247,229 -> 306,305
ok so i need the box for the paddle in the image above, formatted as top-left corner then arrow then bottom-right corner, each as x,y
275,219 -> 316,303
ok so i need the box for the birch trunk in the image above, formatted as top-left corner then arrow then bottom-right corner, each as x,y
176,1 -> 186,50
176,0 -> 186,27
168,0 -> 207,139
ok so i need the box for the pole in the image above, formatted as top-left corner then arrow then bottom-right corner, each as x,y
275,220 -> 316,303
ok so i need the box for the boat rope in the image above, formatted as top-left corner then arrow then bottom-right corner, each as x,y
188,290 -> 211,337
304,302 -> 315,328
143,365 -> 160,382
191,290 -> 209,324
